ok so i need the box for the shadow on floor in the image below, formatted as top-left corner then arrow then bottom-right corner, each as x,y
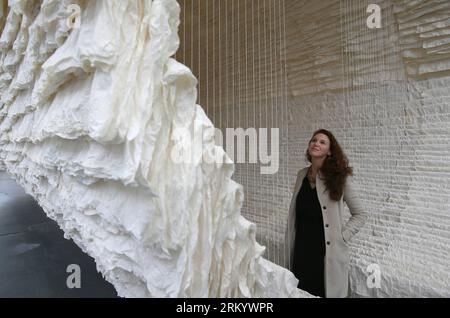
0,171 -> 119,298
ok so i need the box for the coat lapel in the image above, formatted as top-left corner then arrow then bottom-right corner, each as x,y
315,169 -> 328,208
293,168 -> 308,198
315,170 -> 327,195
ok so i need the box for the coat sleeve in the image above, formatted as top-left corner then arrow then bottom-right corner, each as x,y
342,176 -> 367,243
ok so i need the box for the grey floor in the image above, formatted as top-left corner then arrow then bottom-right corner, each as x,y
0,170 -> 118,298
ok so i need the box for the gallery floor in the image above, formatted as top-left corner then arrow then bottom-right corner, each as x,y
0,171 -> 118,297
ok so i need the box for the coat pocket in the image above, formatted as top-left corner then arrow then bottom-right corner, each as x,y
341,230 -> 350,245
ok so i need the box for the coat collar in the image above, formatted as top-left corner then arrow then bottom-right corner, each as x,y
315,168 -> 327,195
301,165 -> 327,196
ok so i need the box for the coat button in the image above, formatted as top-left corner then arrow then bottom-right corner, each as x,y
326,241 -> 330,245
325,224 -> 329,228
323,206 -> 327,210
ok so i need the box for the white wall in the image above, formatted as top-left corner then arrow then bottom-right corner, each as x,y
177,0 -> 450,297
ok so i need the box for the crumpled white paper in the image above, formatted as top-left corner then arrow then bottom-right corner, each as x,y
0,0 -> 311,297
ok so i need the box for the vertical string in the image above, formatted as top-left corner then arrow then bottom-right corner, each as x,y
273,0 -> 279,265
235,0 -> 239,185
277,0 -> 283,266
263,0 -> 269,259
191,0 -> 194,83
231,0 -> 235,173
206,0 -> 209,117
278,0 -> 285,266
257,0 -> 262,253
268,0 -> 275,264
219,0 -> 222,132
212,0 -> 215,119
198,0 -> 201,107
282,0 -> 290,268
272,0 -> 280,266
347,0 -> 353,131
183,0 -> 186,67
341,0 -> 347,130
225,0 -> 228,140
245,0 -> 249,221
267,0 -> 272,262
252,0 -> 257,246
361,0 -> 367,203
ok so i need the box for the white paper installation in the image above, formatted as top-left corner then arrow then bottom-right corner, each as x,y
0,0 -> 310,297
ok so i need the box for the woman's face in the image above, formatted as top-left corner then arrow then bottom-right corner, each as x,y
308,133 -> 331,159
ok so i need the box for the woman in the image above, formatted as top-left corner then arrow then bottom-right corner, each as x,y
285,129 -> 367,298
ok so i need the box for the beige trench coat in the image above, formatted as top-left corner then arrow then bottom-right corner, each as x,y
285,166 -> 367,298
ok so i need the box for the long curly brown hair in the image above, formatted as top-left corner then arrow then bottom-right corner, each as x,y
305,129 -> 353,201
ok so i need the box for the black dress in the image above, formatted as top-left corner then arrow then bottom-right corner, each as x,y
292,175 -> 326,297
